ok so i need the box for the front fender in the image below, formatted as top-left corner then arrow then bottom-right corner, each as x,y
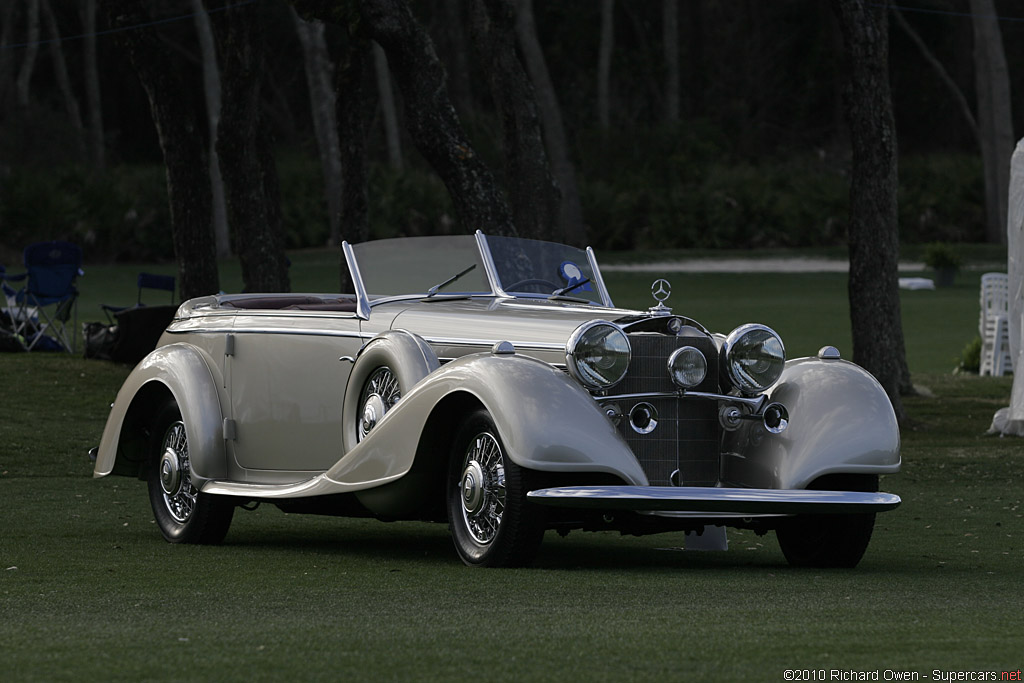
722,356 -> 901,490
326,350 -> 647,488
93,343 -> 227,482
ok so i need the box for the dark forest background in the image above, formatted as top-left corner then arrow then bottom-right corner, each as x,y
0,0 -> 1018,264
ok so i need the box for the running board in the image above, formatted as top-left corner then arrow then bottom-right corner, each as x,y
526,486 -> 901,515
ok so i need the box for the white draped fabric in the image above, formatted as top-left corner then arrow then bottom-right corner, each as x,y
990,138 -> 1024,435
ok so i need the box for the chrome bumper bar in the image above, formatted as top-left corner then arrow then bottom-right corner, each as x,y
526,486 -> 901,515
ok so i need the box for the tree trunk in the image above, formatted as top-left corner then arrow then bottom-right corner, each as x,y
358,0 -> 517,237
0,1 -> 17,113
192,0 -> 231,259
293,0 -> 516,238
436,0 -> 473,117
515,0 -> 585,245
663,0 -> 679,123
293,10 -> 344,245
15,0 -> 39,108
213,1 -> 290,293
833,0 -> 909,422
106,2 -> 219,301
81,0 -> 105,169
373,41 -> 403,170
335,35 -> 374,248
40,0 -> 86,161
597,0 -> 614,130
468,0 -> 557,241
969,0 -> 1013,246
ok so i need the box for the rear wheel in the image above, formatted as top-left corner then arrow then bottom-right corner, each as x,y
776,474 -> 878,568
447,409 -> 545,567
147,399 -> 234,544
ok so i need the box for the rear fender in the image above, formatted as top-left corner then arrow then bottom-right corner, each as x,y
722,356 -> 900,490
93,343 -> 227,483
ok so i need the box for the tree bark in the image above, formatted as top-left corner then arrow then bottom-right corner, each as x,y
81,0 -> 105,169
833,0 -> 909,422
15,0 -> 39,108
106,2 -> 219,300
0,1 -> 17,113
293,10 -> 344,245
213,1 -> 290,293
40,0 -> 86,161
373,41 -> 403,170
293,0 -> 516,238
597,0 -> 614,130
468,0 -> 557,241
515,0 -> 585,245
357,0 -> 517,237
663,0 -> 680,123
969,0 -> 1013,246
335,35 -> 374,247
192,0 -> 231,259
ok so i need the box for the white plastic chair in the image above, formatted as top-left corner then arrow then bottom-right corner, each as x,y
979,273 -> 1013,376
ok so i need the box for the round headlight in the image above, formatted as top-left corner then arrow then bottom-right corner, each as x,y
724,324 -> 785,394
566,321 -> 631,389
667,346 -> 707,388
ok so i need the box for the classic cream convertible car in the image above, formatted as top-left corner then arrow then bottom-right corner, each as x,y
92,233 -> 900,567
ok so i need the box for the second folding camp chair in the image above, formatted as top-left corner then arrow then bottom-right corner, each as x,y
3,242 -> 83,352
101,272 -> 176,322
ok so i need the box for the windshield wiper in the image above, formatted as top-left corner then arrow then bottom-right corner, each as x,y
549,277 -> 591,299
426,264 -> 476,297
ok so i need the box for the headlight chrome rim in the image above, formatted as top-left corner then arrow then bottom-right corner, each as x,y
565,320 -> 631,390
667,345 -> 708,388
723,323 -> 785,395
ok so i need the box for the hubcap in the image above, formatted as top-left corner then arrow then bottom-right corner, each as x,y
160,421 -> 196,523
357,367 -> 400,442
159,448 -> 181,495
461,461 -> 485,514
459,433 -> 506,546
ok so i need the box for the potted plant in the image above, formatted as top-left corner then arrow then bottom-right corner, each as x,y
923,242 -> 962,287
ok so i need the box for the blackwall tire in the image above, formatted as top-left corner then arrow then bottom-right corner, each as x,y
446,408 -> 545,567
776,474 -> 879,568
147,398 -> 234,544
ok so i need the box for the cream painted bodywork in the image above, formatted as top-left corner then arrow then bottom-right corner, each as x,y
95,291 -> 900,511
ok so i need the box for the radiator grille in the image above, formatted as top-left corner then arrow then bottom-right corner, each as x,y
613,334 -> 722,486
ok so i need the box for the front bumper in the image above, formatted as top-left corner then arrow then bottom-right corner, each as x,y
526,486 -> 900,515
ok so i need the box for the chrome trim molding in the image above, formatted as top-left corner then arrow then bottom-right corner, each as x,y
423,335 -> 565,352
585,245 -> 614,308
342,240 -> 372,320
527,486 -> 902,514
168,327 -> 368,340
474,230 -> 509,298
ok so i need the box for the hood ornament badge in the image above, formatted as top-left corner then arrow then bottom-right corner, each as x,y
649,278 -> 672,316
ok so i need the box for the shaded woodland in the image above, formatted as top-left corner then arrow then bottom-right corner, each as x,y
1,0 -> 1021,268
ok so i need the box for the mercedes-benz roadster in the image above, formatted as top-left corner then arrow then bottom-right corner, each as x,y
92,232 -> 900,568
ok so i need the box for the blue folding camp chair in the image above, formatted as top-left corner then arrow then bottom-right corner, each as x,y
101,272 -> 176,322
4,241 -> 83,352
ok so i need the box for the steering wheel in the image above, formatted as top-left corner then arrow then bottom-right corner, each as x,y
504,278 -> 561,293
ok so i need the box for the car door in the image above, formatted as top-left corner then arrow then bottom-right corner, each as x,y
226,311 -> 363,475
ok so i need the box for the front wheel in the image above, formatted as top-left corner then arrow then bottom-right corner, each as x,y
775,474 -> 878,568
147,399 -> 234,544
446,409 -> 545,567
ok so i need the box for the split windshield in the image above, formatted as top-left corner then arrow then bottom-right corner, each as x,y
350,233 -> 606,306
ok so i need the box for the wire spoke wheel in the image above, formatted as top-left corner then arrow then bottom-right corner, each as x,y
357,367 -> 401,442
159,420 -> 197,523
447,409 -> 545,567
459,432 -> 506,545
147,399 -> 234,544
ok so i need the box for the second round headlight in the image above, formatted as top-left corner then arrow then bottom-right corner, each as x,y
667,346 -> 707,388
566,321 -> 631,389
724,324 -> 785,394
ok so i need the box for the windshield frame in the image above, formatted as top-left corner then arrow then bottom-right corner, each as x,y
342,231 -> 614,318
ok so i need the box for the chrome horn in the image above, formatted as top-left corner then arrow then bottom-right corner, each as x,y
718,401 -> 789,434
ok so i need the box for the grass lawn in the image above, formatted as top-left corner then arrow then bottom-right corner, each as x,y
2,251 -> 1022,680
